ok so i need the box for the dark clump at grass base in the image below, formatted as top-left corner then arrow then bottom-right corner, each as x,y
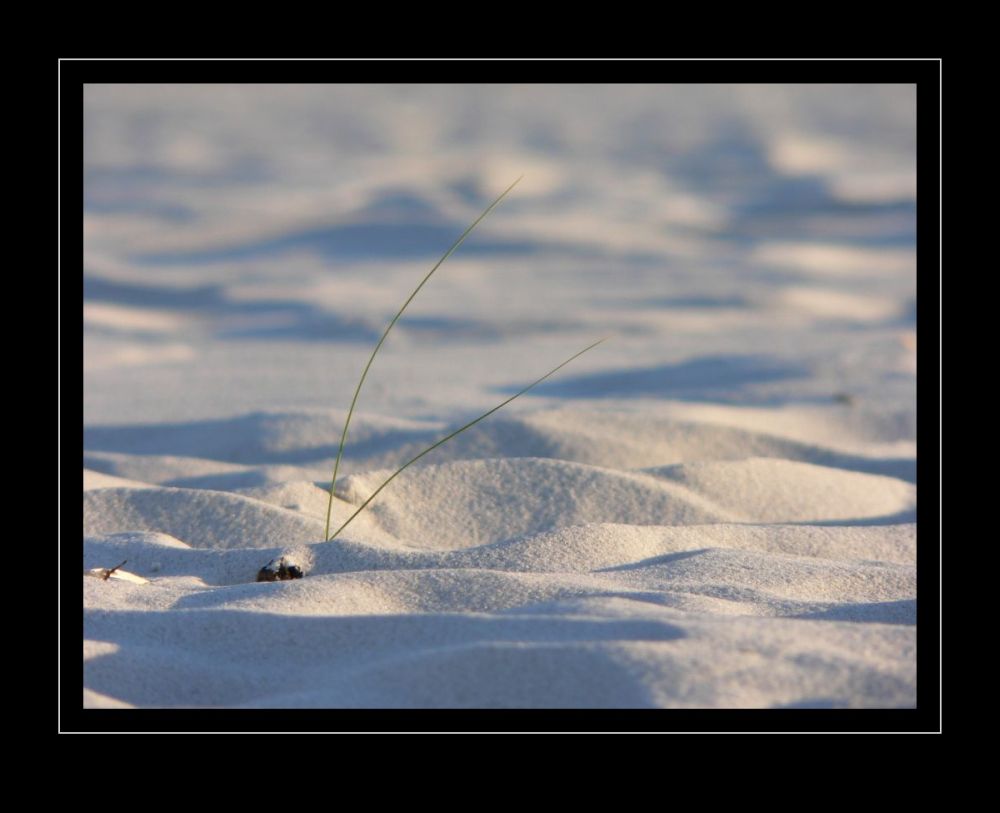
256,557 -> 304,582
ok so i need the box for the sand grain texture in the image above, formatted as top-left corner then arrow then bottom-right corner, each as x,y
83,84 -> 918,710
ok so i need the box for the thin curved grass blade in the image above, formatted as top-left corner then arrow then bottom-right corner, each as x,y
323,177 -> 523,540
327,337 -> 607,542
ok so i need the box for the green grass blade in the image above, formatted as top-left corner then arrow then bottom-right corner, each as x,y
323,176 -> 524,541
327,337 -> 607,542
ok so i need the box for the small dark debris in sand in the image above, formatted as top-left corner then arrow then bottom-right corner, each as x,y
99,560 -> 128,580
256,557 -> 305,582
833,392 -> 858,406
86,560 -> 151,584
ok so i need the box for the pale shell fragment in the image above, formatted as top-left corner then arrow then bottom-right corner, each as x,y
86,567 -> 151,585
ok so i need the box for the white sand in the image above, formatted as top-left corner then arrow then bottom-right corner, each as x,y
82,84 -> 917,709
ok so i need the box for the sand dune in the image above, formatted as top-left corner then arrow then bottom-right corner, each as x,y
84,487 -> 324,549
83,572 -> 915,708
81,84 -> 918,713
84,407 -> 916,485
83,440 -> 918,709
83,443 -> 917,710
